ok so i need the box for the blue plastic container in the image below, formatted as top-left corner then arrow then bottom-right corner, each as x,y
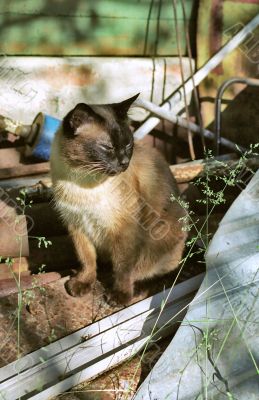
24,113 -> 61,161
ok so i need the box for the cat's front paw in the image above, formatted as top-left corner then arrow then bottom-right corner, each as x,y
65,277 -> 92,297
106,289 -> 133,307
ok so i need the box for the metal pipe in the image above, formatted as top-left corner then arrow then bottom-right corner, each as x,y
135,98 -> 246,153
134,14 -> 259,140
215,77 -> 259,155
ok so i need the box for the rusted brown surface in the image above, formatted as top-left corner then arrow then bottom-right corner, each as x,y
0,147 -> 49,180
0,162 -> 50,180
0,214 -> 29,257
0,270 -> 30,281
0,271 -> 63,298
0,278 -> 116,367
0,258 -> 29,279
0,148 -> 23,168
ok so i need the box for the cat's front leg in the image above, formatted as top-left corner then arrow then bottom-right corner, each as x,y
65,225 -> 97,297
110,250 -> 138,306
109,238 -> 140,306
111,268 -> 134,306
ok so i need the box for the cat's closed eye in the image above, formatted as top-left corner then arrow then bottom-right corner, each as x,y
126,143 -> 132,154
99,143 -> 114,152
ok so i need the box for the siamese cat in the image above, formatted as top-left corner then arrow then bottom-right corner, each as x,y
50,94 -> 187,305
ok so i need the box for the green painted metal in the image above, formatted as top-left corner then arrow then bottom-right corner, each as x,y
0,0 -> 196,56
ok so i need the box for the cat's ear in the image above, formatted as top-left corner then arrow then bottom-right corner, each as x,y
112,93 -> 140,119
63,103 -> 92,136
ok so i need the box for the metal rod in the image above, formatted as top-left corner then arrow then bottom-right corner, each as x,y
135,98 -> 246,153
215,77 -> 259,155
134,14 -> 259,140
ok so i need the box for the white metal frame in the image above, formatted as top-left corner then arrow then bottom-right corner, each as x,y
0,274 -> 204,400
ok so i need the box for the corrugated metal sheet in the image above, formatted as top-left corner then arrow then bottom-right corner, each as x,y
134,170 -> 259,399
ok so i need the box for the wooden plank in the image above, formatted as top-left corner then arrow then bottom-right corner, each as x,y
170,155 -> 259,183
0,148 -> 23,169
0,148 -> 49,181
0,271 -> 63,298
0,162 -> 50,180
0,273 -> 204,393
0,156 -> 247,183
2,154 -> 255,190
0,174 -> 50,189
1,153 -> 257,195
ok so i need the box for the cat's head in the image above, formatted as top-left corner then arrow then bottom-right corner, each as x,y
60,94 -> 139,176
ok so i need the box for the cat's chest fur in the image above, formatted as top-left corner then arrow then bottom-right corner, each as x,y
51,132 -> 133,246
53,173 -> 137,246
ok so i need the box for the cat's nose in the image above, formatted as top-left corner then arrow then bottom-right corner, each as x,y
120,156 -> 129,168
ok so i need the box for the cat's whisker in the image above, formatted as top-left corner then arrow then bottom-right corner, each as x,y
83,165 -> 104,172
81,161 -> 104,168
72,164 -> 106,179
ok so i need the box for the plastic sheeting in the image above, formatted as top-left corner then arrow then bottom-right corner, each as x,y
134,170 -> 259,400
